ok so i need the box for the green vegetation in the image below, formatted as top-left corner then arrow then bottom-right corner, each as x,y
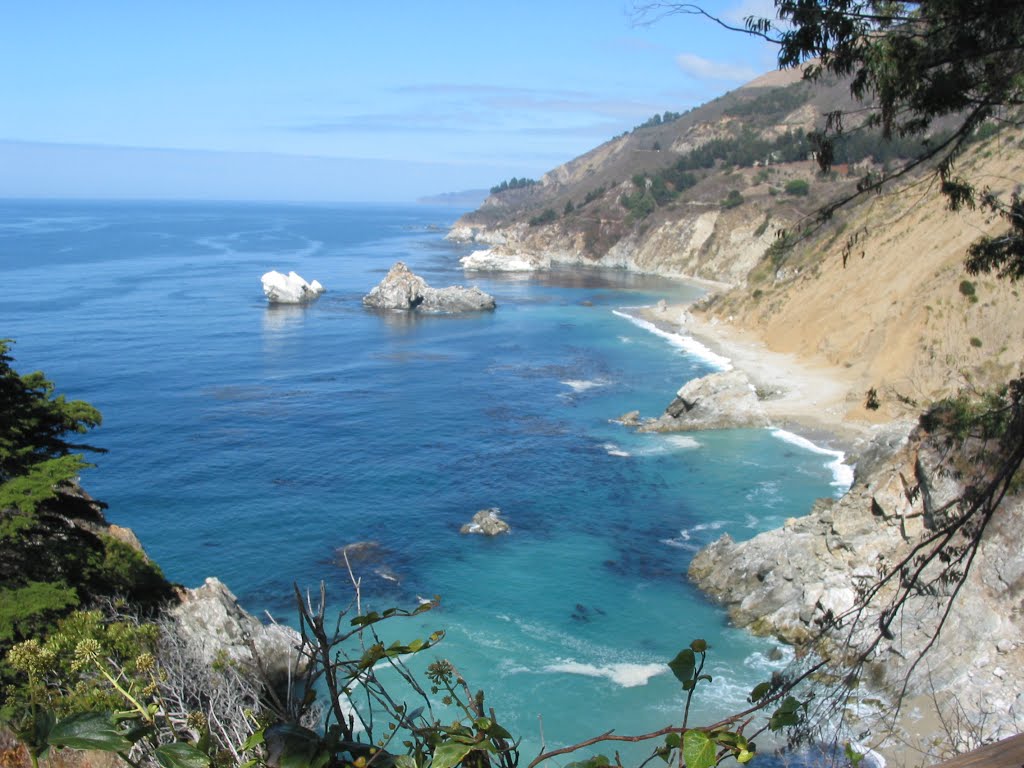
0,340 -> 172,685
783,179 -> 810,197
632,110 -> 683,131
528,208 -> 558,226
959,280 -> 978,303
489,177 -> 538,195
723,81 -> 810,119
721,189 -> 745,209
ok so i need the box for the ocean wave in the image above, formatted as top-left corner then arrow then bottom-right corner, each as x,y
770,428 -> 854,492
603,442 -> 631,457
542,660 -> 666,688
612,310 -> 732,371
632,434 -> 701,456
661,520 -> 727,550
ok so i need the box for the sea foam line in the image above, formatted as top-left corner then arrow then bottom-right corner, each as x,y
612,310 -> 732,371
771,428 -> 854,491
542,660 -> 666,688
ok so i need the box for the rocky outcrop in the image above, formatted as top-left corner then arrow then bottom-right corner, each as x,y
460,247 -> 549,272
460,507 -> 511,536
688,424 -> 1024,743
172,577 -> 304,690
261,270 -> 325,304
363,262 -> 496,313
638,370 -> 768,432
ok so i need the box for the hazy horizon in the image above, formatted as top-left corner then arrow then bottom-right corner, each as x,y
2,1 -> 775,202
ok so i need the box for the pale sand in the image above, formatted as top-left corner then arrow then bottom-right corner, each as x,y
637,301 -> 882,452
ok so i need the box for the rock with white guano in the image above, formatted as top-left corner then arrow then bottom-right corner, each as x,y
261,270 -> 326,304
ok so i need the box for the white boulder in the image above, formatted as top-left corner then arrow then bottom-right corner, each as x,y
261,270 -> 326,304
460,247 -> 549,272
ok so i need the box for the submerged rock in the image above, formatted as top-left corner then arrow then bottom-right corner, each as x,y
638,369 -> 768,432
460,507 -> 511,536
363,261 -> 496,313
261,270 -> 326,304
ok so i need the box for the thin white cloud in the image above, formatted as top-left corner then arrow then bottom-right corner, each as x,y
675,52 -> 758,82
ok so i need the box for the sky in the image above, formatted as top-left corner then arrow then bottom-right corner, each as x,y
0,1 -> 779,203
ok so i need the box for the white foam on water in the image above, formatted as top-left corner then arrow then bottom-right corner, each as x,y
664,435 -> 701,450
633,434 -> 702,456
603,442 -> 631,457
770,428 -> 854,492
612,310 -> 732,371
542,660 -> 666,688
661,520 -> 727,550
561,378 -> 607,393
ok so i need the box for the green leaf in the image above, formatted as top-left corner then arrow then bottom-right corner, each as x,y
737,748 -> 755,764
430,741 -> 474,768
49,712 -> 132,753
769,696 -> 804,731
664,733 -> 681,750
155,742 -> 212,768
395,757 -> 418,768
748,682 -> 771,703
683,731 -> 717,768
242,729 -> 266,752
565,756 -> 610,768
264,723 -> 329,768
668,649 -> 696,685
473,717 -> 492,731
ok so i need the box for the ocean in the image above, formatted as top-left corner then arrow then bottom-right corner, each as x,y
0,199 -> 848,761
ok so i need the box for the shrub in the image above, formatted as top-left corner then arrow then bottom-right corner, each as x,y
721,189 -> 745,209
528,208 -> 558,227
784,178 -> 810,196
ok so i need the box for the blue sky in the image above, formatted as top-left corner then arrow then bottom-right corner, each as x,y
1,1 -> 777,202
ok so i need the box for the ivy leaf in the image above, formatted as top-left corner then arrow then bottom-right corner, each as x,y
155,743 -> 212,768
49,712 -> 132,753
668,649 -> 696,685
430,741 -> 474,768
683,731 -> 717,768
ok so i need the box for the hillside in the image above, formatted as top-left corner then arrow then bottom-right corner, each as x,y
450,71 -> 1024,420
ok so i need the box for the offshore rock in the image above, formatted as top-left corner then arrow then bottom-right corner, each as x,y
638,370 -> 768,432
261,270 -> 326,304
460,507 -> 511,536
363,261 -> 496,313
172,577 -> 304,689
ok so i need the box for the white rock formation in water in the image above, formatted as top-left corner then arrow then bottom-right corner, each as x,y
261,270 -> 326,304
363,261 -> 496,313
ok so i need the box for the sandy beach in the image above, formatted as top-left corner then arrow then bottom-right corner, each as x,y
636,300 -> 881,453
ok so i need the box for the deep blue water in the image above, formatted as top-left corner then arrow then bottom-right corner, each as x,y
0,200 -> 846,761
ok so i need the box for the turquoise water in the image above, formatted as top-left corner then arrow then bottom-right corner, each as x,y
0,200 -> 845,761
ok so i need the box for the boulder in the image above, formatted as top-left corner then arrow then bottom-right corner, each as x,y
171,577 -> 304,689
363,262 -> 496,313
261,270 -> 326,304
460,507 -> 511,536
638,370 -> 768,432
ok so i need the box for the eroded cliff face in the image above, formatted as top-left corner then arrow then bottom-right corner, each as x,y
689,421 -> 1024,744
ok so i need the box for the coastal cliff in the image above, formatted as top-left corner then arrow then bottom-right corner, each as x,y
689,418 -> 1024,745
448,63 -> 1024,756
